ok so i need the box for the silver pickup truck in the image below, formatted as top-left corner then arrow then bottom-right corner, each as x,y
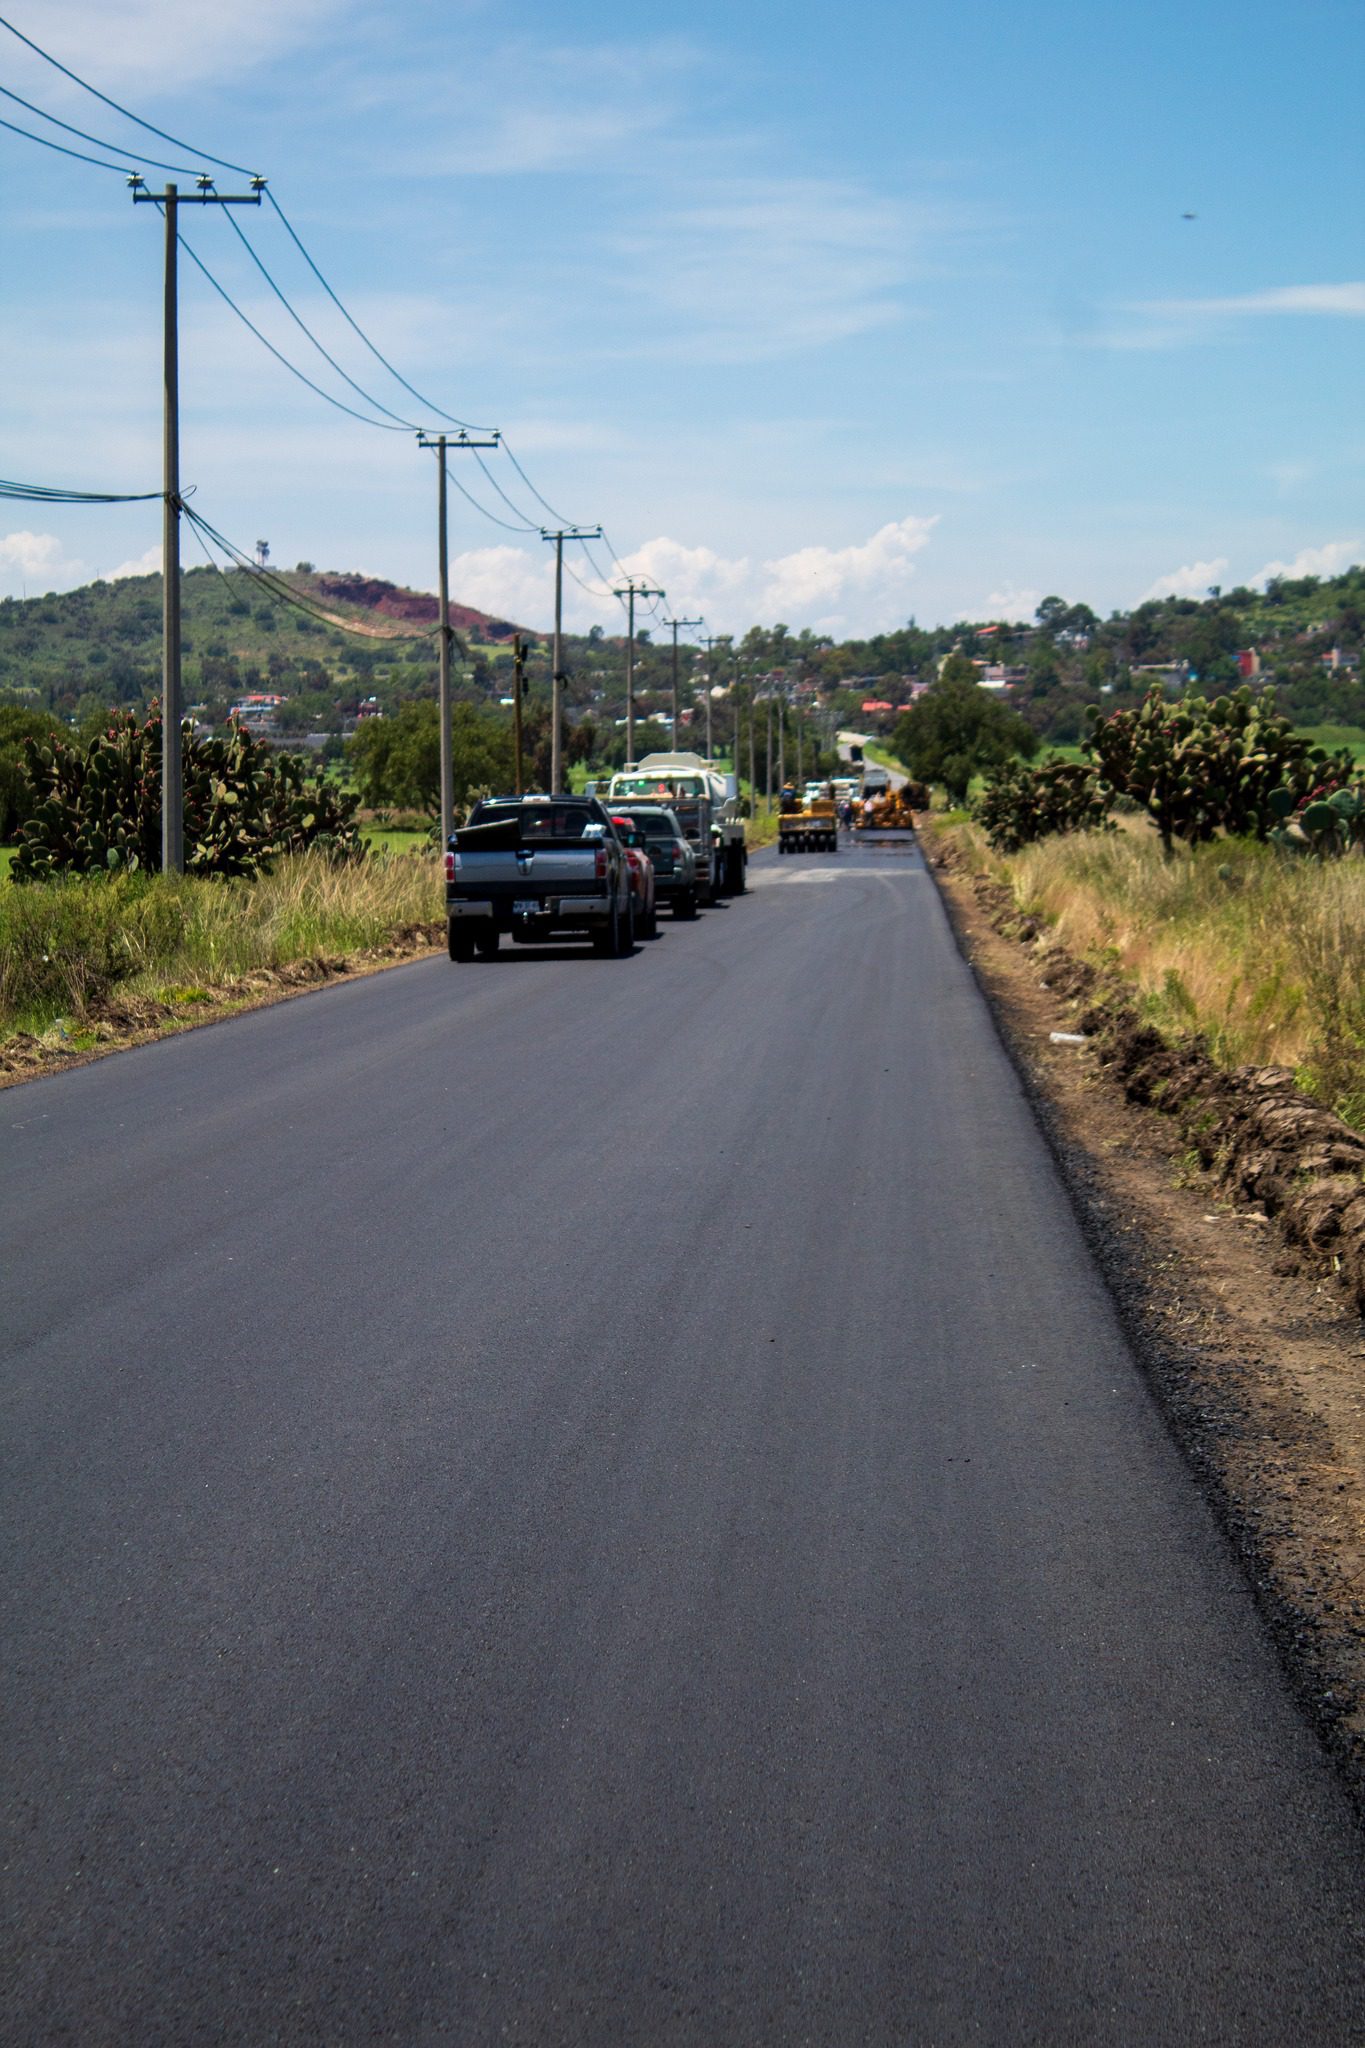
444,796 -> 634,960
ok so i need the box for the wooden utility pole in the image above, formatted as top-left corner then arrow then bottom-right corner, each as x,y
663,614 -> 702,748
512,635 -> 527,793
417,429 -> 499,845
541,526 -> 600,792
611,578 -> 665,765
132,175 -> 262,873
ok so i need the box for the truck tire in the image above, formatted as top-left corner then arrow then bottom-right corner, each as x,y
448,921 -> 475,963
476,927 -> 500,956
674,888 -> 698,920
594,900 -> 624,957
727,845 -> 747,894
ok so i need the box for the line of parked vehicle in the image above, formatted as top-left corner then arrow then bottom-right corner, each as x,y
443,752 -> 748,962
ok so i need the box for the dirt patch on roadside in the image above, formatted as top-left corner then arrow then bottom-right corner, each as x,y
925,824 -> 1365,1810
0,922 -> 444,1089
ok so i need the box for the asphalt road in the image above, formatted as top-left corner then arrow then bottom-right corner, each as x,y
5,839 -> 1365,2044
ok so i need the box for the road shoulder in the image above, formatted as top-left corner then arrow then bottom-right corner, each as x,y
924,822 -> 1365,1814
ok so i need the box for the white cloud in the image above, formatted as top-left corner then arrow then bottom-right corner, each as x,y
615,178 -> 940,362
105,545 -> 163,582
391,39 -> 702,177
451,515 -> 941,638
0,530 -> 85,595
17,0 -> 345,95
985,585 -> 1042,623
1140,557 -> 1229,602
1256,540 -> 1363,584
449,545 -> 556,629
1138,283 -> 1365,321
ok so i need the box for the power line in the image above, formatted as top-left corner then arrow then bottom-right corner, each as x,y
265,190 -> 493,435
0,476 -> 161,504
0,82 -> 203,176
219,205 -> 422,431
183,504 -> 436,640
444,460 -> 542,535
0,11 -> 257,177
0,111 -> 127,173
158,204 -> 412,433
470,449 -> 540,532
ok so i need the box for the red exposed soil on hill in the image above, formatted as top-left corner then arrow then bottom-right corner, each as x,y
314,575 -> 534,641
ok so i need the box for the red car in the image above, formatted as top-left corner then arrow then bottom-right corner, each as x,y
611,814 -> 659,939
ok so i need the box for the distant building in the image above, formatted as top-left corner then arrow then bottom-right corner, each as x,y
228,691 -> 285,737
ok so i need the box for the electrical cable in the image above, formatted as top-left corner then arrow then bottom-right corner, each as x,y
0,11 -> 257,176
498,438 -> 584,530
469,449 -> 540,532
443,458 -> 545,536
220,206 -> 422,431
0,476 -> 161,503
0,111 -> 128,172
158,206 -> 411,432
265,190 -> 494,434
183,504 -> 436,640
0,83 -> 204,175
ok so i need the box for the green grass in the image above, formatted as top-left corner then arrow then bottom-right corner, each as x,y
361,824 -> 434,855
952,819 -> 1365,1132
1299,724 -> 1365,764
0,851 -> 442,1042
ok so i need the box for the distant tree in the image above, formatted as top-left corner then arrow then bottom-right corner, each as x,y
892,662 -> 1037,804
347,701 -> 512,816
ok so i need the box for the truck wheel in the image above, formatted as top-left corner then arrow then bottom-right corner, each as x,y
448,921 -> 475,963
777,839 -> 787,856
674,888 -> 698,920
728,846 -> 747,894
594,901 -> 623,956
476,927 -> 500,956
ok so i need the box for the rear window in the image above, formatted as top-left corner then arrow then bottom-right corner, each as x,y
477,802 -> 602,840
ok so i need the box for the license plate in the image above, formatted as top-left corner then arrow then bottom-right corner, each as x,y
514,899 -> 539,916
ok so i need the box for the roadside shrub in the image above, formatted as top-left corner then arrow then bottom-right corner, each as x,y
1086,685 -> 1352,852
974,757 -> 1115,853
13,712 -> 363,880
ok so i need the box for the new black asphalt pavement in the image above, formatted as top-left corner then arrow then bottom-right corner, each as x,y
5,840 -> 1365,2043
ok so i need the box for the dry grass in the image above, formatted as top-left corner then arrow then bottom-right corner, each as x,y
949,819 -> 1365,1130
0,849 -> 442,1038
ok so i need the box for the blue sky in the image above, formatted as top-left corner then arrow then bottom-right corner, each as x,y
1,0 -> 1361,637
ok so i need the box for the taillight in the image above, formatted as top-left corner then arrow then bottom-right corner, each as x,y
444,851 -> 456,881
595,846 -> 608,880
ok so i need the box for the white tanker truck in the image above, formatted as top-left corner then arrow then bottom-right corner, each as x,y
605,752 -> 747,901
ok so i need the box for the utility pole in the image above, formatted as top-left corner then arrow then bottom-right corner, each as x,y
698,634 -> 721,763
512,636 -> 528,793
612,578 -> 665,766
748,685 -> 757,815
766,689 -> 774,811
663,615 -> 702,748
132,174 -> 262,874
417,429 -> 500,846
541,525 -> 600,792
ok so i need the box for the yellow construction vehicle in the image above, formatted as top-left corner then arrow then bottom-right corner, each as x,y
777,784 -> 839,854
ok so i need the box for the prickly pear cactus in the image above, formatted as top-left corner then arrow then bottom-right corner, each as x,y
974,757 -> 1115,853
13,712 -> 364,881
1084,686 -> 1352,851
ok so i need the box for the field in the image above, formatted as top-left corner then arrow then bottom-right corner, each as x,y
946,817 -> 1365,1130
